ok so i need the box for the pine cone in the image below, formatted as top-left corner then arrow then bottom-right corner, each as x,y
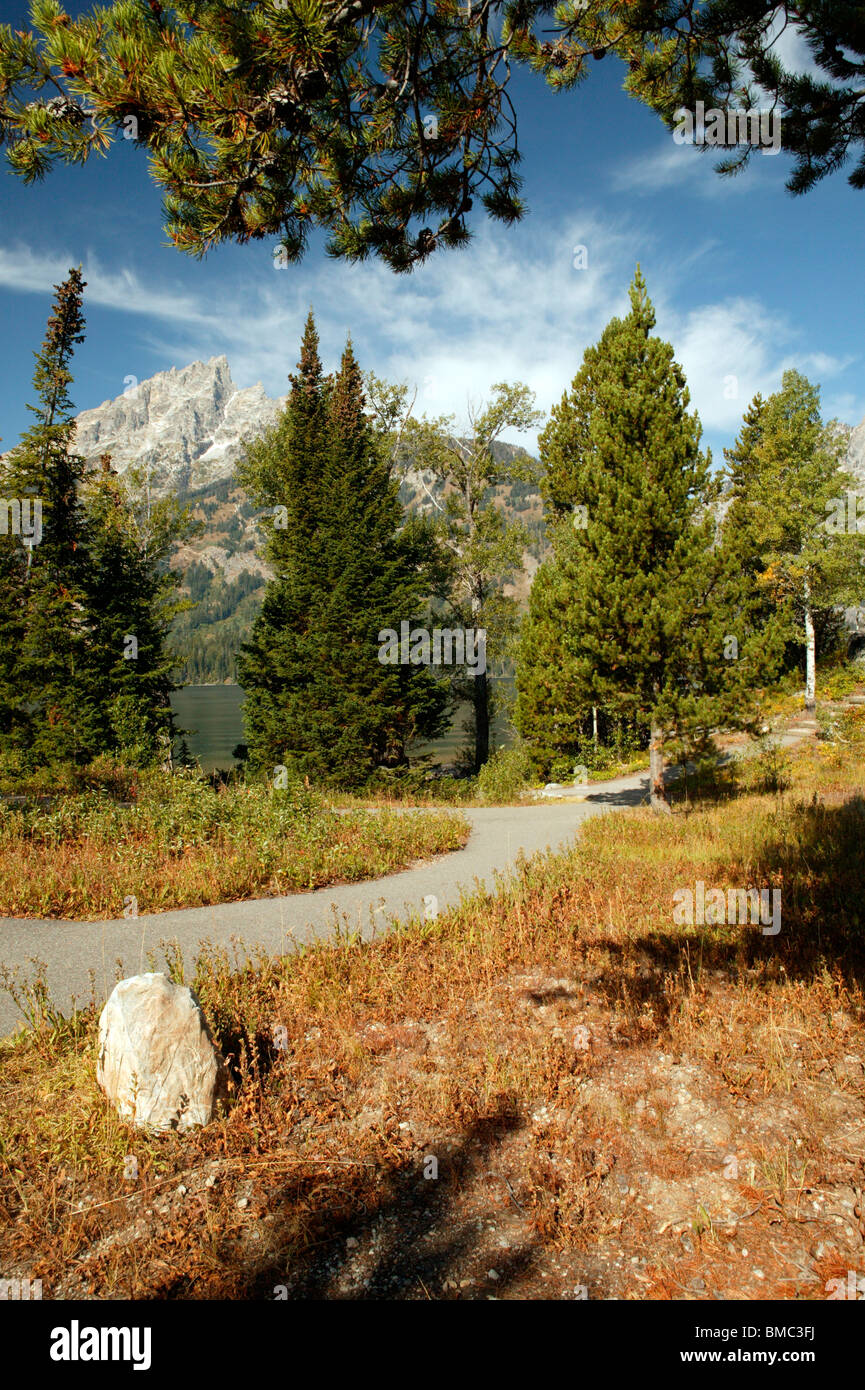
43,96 -> 87,126
266,86 -> 296,120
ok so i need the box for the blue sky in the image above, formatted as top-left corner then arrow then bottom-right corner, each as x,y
0,7 -> 862,464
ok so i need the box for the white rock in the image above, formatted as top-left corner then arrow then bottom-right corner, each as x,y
96,973 -> 229,1133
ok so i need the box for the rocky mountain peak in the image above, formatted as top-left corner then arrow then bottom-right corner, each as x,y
71,355 -> 286,497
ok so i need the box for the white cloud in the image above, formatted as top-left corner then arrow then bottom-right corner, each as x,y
783,350 -> 855,380
657,299 -> 855,437
823,391 -> 865,428
1,216 -> 859,458
660,299 -> 782,435
764,14 -> 825,81
610,140 -> 762,200
143,214 -> 643,442
0,244 -> 212,327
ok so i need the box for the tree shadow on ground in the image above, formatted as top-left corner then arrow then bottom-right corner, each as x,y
231,1101 -> 537,1299
750,791 -> 865,982
583,784 -> 649,808
165,798 -> 863,1299
581,793 -> 865,1038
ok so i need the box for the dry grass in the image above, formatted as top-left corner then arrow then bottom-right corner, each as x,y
1,727 -> 864,1300
0,780 -> 468,919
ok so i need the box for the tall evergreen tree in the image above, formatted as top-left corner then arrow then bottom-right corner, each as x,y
84,457 -> 194,764
514,556 -> 586,777
518,268 -> 784,806
0,494 -> 28,751
0,267 -> 96,763
1,272 -> 193,770
237,315 -> 448,784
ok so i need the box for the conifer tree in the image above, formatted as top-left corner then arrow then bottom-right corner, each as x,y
513,556 -> 586,778
236,310 -> 332,773
0,267 -> 95,763
237,315 -> 447,784
1,272 -> 192,770
518,268 -> 784,807
3,4 -> 862,267
0,495 -> 28,752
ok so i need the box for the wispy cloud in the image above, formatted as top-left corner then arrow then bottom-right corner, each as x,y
142,212 -> 643,436
764,13 -> 826,82
610,139 -> 765,200
0,244 -> 212,327
0,215 -> 858,455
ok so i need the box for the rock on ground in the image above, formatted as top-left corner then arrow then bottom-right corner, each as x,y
96,973 -> 229,1133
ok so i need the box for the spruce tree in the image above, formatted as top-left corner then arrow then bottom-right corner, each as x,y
0,494 -> 28,755
0,267 -> 96,764
237,311 -> 330,774
518,268 -> 784,806
237,315 -> 447,785
1,273 -> 193,771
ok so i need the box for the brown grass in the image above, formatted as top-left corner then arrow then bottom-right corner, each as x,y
0,806 -> 468,919
1,731 -> 864,1300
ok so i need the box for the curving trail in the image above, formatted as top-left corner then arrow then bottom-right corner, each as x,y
0,772 -> 651,1040
1,714 -> 820,1042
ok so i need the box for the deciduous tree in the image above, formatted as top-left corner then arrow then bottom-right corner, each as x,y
402,383 -> 542,772
721,372 -> 865,711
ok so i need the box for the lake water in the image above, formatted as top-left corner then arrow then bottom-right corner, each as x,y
170,684 -> 513,773
171,686 -> 246,772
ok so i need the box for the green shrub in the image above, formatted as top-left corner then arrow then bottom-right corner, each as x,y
818,662 -> 862,701
748,736 -> 792,794
476,744 -> 531,803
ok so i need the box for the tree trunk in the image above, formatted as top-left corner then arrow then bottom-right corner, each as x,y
592,705 -> 598,747
473,666 -> 489,774
649,720 -> 670,812
803,582 -> 816,713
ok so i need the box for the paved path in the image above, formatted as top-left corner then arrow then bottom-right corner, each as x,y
0,772 -> 650,1039
1,716 -> 824,1040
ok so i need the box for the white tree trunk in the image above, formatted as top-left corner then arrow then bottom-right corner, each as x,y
803,577 -> 816,712
592,705 -> 598,747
